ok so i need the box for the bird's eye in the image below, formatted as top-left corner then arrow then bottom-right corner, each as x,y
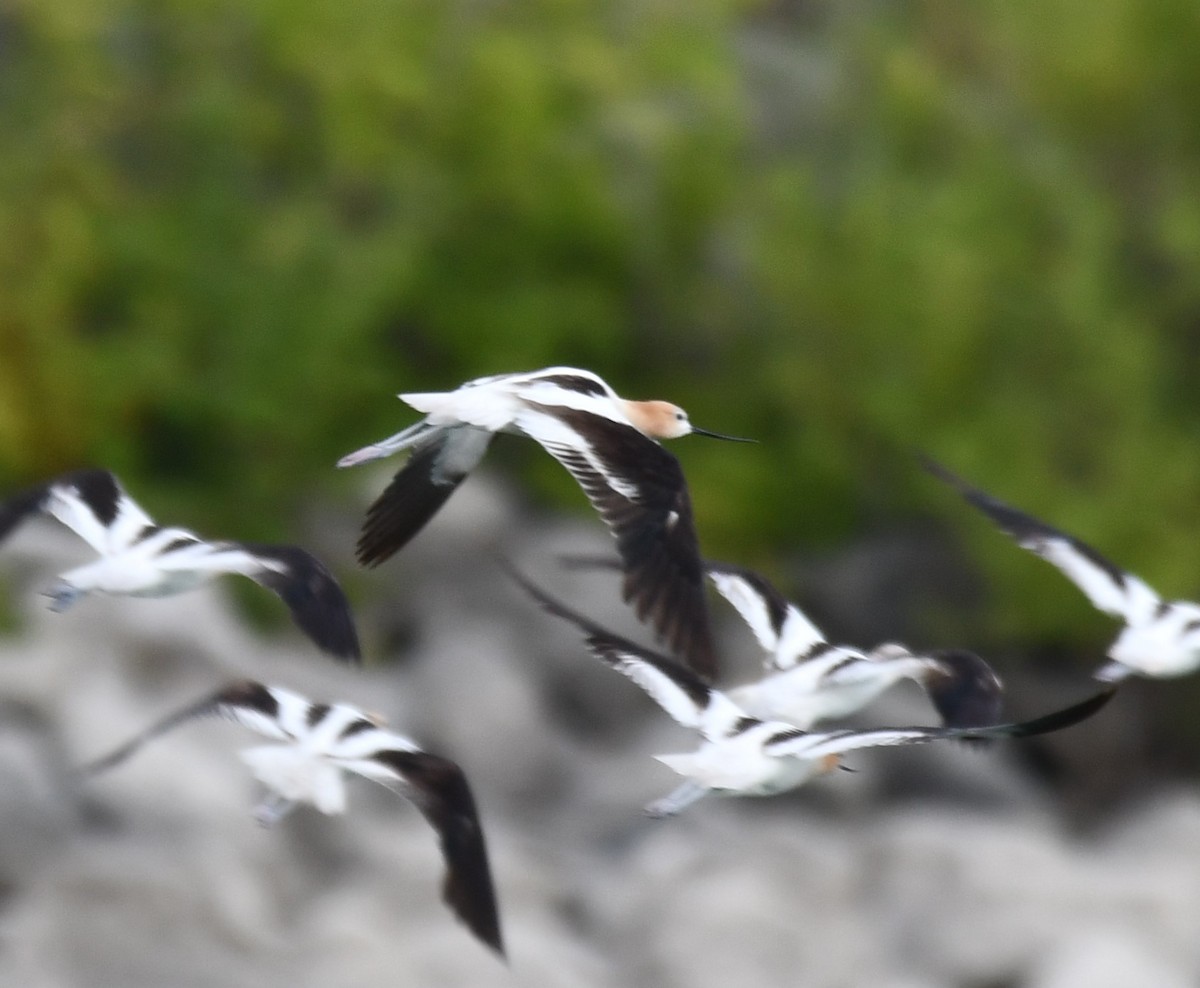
675,411 -> 686,421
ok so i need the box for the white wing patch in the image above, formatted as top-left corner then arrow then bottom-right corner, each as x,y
515,410 -> 644,501
607,654 -> 709,729
46,483 -> 155,557
765,726 -> 935,760
707,569 -> 827,670
1033,536 -> 1162,625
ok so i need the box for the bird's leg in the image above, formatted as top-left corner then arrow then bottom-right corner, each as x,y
253,793 -> 298,828
336,422 -> 430,468
644,781 -> 710,819
1095,660 -> 1133,684
42,580 -> 85,613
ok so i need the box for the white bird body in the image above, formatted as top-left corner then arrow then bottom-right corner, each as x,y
727,646 -> 942,728
0,470 -> 360,661
924,457 -> 1200,683
703,561 -> 1005,729
511,566 -> 1112,816
82,680 -> 503,957
341,367 -> 752,680
1108,602 -> 1200,678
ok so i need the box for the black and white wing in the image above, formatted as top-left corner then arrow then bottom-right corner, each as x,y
354,426 -> 494,567
509,565 -> 744,738
705,562 -> 828,670
518,405 -> 717,682
763,687 -> 1116,760
0,469 -> 155,556
922,457 -> 1161,625
362,747 -> 505,957
165,542 -> 361,663
80,680 -> 298,776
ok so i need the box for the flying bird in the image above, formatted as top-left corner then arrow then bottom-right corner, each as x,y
339,367 -> 752,681
81,679 -> 504,957
509,566 -> 1114,817
923,456 -> 1200,683
561,554 -> 1003,729
707,561 -> 1004,728
0,469 -> 359,662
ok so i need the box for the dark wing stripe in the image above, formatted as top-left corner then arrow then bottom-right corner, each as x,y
160,535 -> 201,553
505,563 -> 713,713
534,373 -> 609,397
357,436 -> 469,567
532,406 -> 716,681
68,469 -> 124,527
705,562 -> 792,639
338,717 -> 378,740
966,687 -> 1115,740
305,703 -> 331,729
239,544 -> 361,663
371,749 -> 504,957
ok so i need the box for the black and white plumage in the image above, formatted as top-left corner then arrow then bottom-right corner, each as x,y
339,367 -> 752,681
0,470 -> 360,662
924,457 -> 1200,683
706,562 -> 1004,729
561,554 -> 1003,730
81,680 -> 504,957
510,567 -> 1114,816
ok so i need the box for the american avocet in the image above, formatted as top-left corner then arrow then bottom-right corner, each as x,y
561,554 -> 1003,729
510,567 -> 1114,816
0,470 -> 360,662
708,562 -> 1004,728
82,679 -> 504,957
338,367 -> 751,681
924,456 -> 1200,684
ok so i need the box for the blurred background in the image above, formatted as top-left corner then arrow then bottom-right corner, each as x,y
2,0 -> 1200,984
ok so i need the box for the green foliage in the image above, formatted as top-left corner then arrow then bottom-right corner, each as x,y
2,0 -> 1199,660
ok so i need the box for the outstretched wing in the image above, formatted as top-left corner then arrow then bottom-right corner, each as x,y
166,543 -> 361,663
517,405 -> 717,682
0,469 -> 155,556
367,748 -> 505,958
764,687 -> 1115,759
705,562 -> 828,670
922,457 -> 1161,625
507,563 -> 744,737
355,426 -> 494,567
80,680 -> 297,776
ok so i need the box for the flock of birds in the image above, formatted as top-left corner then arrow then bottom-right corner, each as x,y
2,365 -> 1186,962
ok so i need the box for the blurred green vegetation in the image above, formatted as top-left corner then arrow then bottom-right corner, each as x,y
2,0 -> 1200,660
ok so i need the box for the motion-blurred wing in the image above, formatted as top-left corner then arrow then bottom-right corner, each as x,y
80,680 -> 295,776
922,457 -> 1161,625
369,749 -> 505,957
706,562 -> 827,670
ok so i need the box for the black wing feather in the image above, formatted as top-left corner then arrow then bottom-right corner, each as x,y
372,749 -> 505,957
531,407 -> 717,681
240,545 -> 361,663
356,436 -> 471,568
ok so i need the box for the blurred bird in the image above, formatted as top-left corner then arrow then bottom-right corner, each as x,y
81,679 -> 504,957
708,561 -> 1003,728
562,555 -> 1004,729
338,367 -> 752,681
511,566 -> 1114,817
923,456 -> 1200,684
0,469 -> 360,662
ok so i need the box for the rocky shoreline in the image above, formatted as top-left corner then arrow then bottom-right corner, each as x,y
0,474 -> 1195,987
